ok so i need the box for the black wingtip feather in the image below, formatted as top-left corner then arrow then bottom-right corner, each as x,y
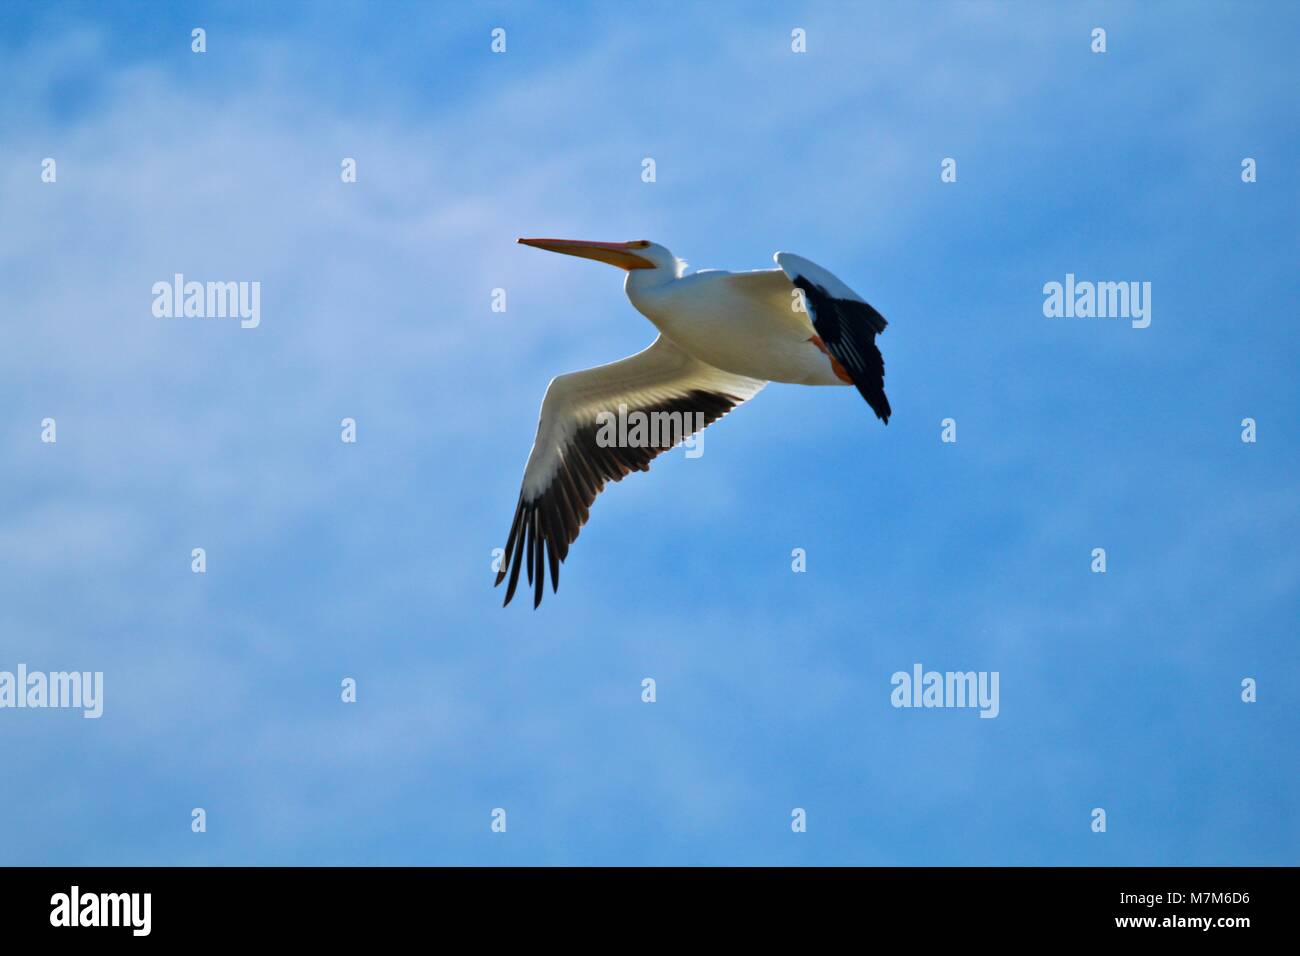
794,276 -> 891,424
532,510 -> 544,609
502,499 -> 527,607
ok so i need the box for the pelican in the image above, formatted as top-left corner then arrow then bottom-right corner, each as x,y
497,238 -> 891,607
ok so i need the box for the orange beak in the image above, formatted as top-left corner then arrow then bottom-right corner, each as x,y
517,238 -> 656,271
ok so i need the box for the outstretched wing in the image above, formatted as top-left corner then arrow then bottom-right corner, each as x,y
775,252 -> 891,424
497,335 -> 766,608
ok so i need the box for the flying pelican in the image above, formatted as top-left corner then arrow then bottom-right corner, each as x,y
497,238 -> 891,607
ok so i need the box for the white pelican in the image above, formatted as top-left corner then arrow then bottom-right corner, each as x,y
498,238 -> 891,607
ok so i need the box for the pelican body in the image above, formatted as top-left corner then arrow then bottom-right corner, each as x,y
498,238 -> 891,607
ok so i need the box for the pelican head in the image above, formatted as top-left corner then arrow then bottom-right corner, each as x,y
517,237 -> 678,274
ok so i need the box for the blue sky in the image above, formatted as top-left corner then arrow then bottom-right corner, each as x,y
1,1 -> 1296,865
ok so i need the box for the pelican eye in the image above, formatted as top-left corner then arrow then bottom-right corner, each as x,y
628,240 -> 651,249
